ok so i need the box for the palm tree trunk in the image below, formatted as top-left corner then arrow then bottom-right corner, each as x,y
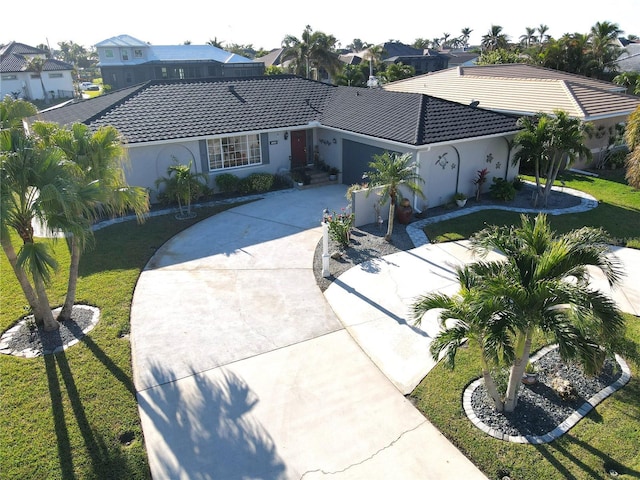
1,236 -> 44,321
504,330 -> 533,412
59,236 -> 80,322
33,274 -> 58,331
480,359 -> 504,411
385,201 -> 396,242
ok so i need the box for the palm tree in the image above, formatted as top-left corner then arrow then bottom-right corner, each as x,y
469,214 -> 624,412
589,21 -> 624,76
32,122 -> 150,321
537,24 -> 551,43
513,111 -> 591,207
364,44 -> 385,82
363,152 -> 424,242
441,33 -> 451,49
155,160 -> 209,219
613,71 -> 640,94
1,130 -> 80,331
413,265 -> 510,411
281,25 -> 341,80
481,25 -> 509,51
0,96 -> 37,130
25,57 -> 49,103
520,27 -> 537,47
624,105 -> 640,189
460,28 -> 473,49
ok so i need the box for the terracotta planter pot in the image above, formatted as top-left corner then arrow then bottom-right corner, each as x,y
396,206 -> 413,224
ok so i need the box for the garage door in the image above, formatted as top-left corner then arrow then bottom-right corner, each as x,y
342,140 -> 389,185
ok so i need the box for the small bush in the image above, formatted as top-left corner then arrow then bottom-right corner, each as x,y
215,173 -> 240,194
238,173 -> 275,194
512,175 -> 524,190
489,177 -> 516,201
326,210 -> 354,247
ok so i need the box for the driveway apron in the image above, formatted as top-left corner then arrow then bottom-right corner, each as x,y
131,185 -> 487,479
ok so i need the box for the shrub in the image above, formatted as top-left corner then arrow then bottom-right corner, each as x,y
489,177 -> 516,201
215,173 -> 240,194
326,209 -> 354,247
512,175 -> 524,190
238,173 -> 275,194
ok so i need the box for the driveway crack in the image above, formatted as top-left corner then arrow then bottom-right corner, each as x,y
299,420 -> 426,478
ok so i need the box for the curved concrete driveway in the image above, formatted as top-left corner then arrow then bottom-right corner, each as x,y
131,185 -> 486,479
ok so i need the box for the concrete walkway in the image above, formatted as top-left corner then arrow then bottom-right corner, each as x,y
131,184 -> 640,479
131,184 -> 486,479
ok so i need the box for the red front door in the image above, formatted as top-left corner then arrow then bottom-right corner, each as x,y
290,130 -> 307,169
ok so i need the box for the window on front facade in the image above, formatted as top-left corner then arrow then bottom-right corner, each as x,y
48,73 -> 63,78
134,49 -> 143,58
105,49 -> 114,58
207,135 -> 261,170
2,74 -> 17,80
121,49 -> 129,61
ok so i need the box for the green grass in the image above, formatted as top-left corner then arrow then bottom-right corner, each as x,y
425,170 -> 640,247
412,315 -> 640,480
0,202 -> 250,479
415,169 -> 640,479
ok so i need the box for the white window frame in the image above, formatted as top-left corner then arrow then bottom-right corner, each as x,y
207,134 -> 262,171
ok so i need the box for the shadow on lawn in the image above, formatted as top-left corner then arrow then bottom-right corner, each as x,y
45,348 -> 139,479
533,432 -> 640,480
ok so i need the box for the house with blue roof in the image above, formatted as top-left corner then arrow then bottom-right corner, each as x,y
96,35 -> 264,90
31,75 -> 521,209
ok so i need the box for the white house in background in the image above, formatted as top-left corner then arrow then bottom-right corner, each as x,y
31,75 -> 521,211
384,63 -> 640,167
0,42 -> 75,101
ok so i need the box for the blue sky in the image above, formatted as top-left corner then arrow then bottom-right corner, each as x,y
4,0 -> 638,51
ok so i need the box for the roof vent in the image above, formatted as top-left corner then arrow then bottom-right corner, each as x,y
469,100 -> 480,108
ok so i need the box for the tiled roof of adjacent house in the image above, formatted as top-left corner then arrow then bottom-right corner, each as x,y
384,64 -> 640,120
30,75 -> 520,146
0,41 -> 74,73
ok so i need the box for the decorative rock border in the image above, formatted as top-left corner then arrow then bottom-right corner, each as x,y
0,305 -> 100,358
406,183 -> 599,247
461,345 -> 632,443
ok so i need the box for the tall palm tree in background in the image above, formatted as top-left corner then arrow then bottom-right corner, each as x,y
513,111 -> 591,207
33,122 -> 149,321
25,57 -> 49,104
520,27 -> 537,47
281,25 -> 341,79
460,27 -> 473,48
481,25 -> 509,51
589,21 -> 624,77
363,152 -> 424,242
537,24 -> 551,43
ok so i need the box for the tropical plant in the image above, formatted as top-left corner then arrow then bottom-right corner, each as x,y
0,97 -> 37,130
379,62 -> 415,83
281,25 -> 341,79
481,25 -> 509,51
1,129 -> 80,330
364,44 -> 385,81
613,71 -> 640,95
32,122 -> 149,321
473,168 -> 489,201
325,209 -> 355,247
363,151 -> 424,242
413,264 -> 510,410
413,213 -> 625,413
625,104 -> 640,189
155,160 -> 209,218
460,28 -> 473,48
489,177 -> 516,201
589,21 -> 624,76
25,57 -> 49,103
537,24 -> 551,43
513,111 -> 591,207
477,48 -> 521,65
520,27 -> 538,47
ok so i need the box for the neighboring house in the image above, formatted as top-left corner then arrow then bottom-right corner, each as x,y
384,63 -> 640,166
445,51 -> 479,67
95,35 -> 264,90
0,41 -> 75,101
616,39 -> 640,73
379,42 -> 449,75
29,75 -> 521,210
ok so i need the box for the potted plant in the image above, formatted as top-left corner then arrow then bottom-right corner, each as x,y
396,196 -> 413,224
453,192 -> 467,207
522,361 -> 538,385
329,167 -> 339,181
